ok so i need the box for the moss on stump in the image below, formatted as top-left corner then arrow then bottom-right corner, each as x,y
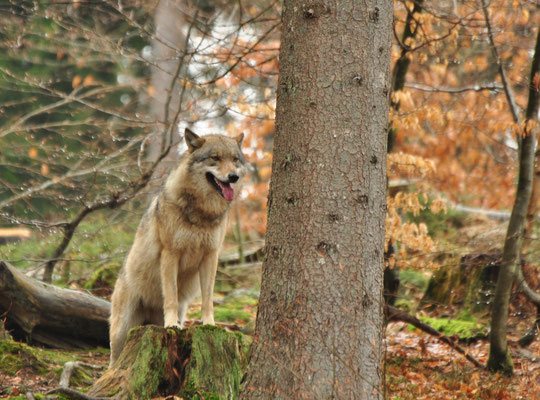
88,325 -> 251,399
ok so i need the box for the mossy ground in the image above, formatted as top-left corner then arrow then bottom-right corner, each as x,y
0,340 -> 48,376
0,339 -> 109,398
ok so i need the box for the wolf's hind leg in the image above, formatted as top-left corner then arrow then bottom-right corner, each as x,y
109,297 -> 144,365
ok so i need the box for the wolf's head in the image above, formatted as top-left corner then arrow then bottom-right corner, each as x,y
184,128 -> 247,202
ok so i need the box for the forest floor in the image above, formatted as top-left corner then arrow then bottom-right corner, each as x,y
1,213 -> 540,399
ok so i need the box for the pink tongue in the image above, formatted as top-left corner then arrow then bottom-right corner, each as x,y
218,181 -> 235,202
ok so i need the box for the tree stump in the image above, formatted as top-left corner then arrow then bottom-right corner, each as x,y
89,325 -> 251,399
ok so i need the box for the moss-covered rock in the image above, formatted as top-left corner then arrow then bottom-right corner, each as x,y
89,325 -> 252,400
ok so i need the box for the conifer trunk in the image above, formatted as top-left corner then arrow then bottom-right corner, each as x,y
239,1 -> 392,398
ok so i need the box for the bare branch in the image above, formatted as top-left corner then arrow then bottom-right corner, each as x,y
405,82 -> 503,93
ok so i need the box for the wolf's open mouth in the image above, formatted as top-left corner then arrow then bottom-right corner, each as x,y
206,172 -> 235,202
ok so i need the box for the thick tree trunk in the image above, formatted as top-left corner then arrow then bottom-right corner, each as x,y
239,1 -> 392,399
488,28 -> 540,374
89,325 -> 251,400
0,261 -> 110,348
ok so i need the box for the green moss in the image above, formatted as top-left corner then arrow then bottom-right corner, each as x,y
128,327 -> 170,399
0,339 -> 48,375
179,326 -> 252,400
414,317 -> 488,340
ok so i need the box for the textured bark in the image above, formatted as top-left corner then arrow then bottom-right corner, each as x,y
0,261 -> 110,348
488,28 -> 540,374
239,1 -> 392,399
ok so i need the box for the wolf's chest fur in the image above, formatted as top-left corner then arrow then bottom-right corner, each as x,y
154,191 -> 228,253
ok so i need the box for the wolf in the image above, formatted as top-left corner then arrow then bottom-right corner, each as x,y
109,128 -> 247,364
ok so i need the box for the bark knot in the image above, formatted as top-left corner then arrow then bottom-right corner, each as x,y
316,241 -> 336,256
369,7 -> 380,23
302,3 -> 330,19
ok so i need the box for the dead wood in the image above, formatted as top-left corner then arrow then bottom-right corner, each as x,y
0,260 -> 110,348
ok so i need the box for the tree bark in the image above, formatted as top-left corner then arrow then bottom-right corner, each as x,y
0,261 -> 110,348
239,1 -> 392,399
488,27 -> 540,374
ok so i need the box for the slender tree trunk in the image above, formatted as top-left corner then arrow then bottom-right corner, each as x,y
239,1 -> 392,399
388,0 -> 424,152
488,27 -> 540,374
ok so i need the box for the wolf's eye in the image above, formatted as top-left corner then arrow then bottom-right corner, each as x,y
233,157 -> 239,162
211,155 -> 220,161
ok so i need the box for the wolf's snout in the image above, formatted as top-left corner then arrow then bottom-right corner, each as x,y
228,173 -> 239,183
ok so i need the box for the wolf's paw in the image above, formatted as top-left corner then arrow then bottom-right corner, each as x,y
201,317 -> 215,326
164,318 -> 182,329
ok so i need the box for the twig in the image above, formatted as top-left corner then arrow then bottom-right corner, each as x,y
386,305 -> 485,369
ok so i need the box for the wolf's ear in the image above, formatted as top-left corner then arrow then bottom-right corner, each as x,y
234,133 -> 244,147
184,128 -> 205,152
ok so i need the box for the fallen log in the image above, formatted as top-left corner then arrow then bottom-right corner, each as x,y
88,325 -> 251,399
0,260 -> 110,348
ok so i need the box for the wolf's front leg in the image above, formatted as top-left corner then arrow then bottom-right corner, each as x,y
161,249 -> 181,328
199,250 -> 219,325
